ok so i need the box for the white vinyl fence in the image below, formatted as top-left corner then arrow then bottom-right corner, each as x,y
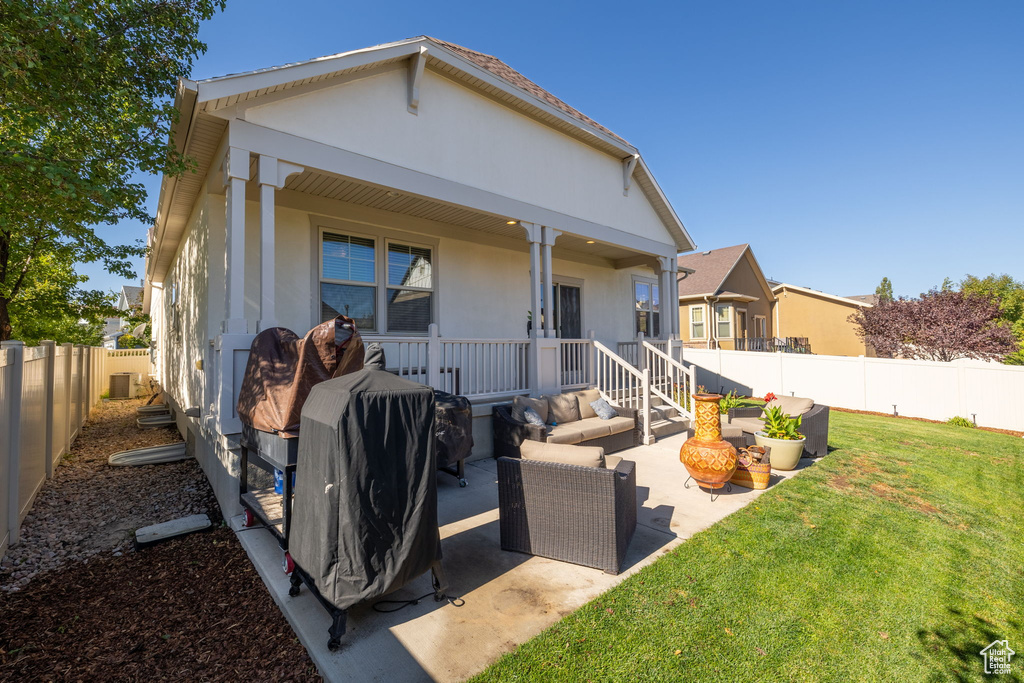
1,342 -> 148,559
683,348 -> 1024,432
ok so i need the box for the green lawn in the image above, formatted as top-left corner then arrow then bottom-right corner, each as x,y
473,410 -> 1024,682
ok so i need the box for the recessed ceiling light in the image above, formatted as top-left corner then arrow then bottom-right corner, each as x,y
586,240 -> 595,244
506,219 -> 518,225
385,191 -> 398,198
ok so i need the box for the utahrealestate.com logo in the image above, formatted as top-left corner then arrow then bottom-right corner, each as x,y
980,640 -> 1015,675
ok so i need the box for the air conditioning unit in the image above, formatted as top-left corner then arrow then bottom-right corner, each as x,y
109,373 -> 134,399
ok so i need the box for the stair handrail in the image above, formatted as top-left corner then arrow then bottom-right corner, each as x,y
643,340 -> 696,420
593,340 -> 652,445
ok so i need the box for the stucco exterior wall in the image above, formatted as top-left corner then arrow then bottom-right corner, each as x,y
774,288 -> 873,357
719,258 -> 774,340
244,67 -> 674,247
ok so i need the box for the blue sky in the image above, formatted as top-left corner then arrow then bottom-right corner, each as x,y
81,0 -> 1023,300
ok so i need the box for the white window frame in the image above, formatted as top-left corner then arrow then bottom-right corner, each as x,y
754,315 -> 767,338
715,303 -> 732,340
314,220 -> 439,336
689,305 -> 705,339
632,276 -> 660,337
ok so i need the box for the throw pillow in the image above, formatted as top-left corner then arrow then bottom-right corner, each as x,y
590,397 -> 618,420
546,393 -> 581,425
522,406 -> 545,427
573,389 -> 601,419
763,395 -> 814,418
513,395 -> 548,424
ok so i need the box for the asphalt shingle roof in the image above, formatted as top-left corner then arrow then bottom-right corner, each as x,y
676,244 -> 749,297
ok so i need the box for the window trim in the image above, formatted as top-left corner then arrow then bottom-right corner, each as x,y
314,218 -> 439,336
753,314 -> 767,339
715,303 -> 732,340
689,304 -> 706,339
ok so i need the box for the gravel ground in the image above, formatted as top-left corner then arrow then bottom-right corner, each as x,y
0,397 -> 320,680
0,399 -> 215,593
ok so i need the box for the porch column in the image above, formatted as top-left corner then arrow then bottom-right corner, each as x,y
669,258 -> 680,341
658,256 -> 673,340
522,223 -> 542,340
223,146 -> 249,334
541,225 -> 561,338
257,155 -> 303,331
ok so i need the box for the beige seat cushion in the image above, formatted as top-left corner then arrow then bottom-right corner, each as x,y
766,396 -> 814,417
730,417 -> 764,435
576,417 -> 612,440
545,424 -> 584,445
520,440 -> 605,468
572,389 -> 601,419
513,395 -> 548,424
602,415 -> 635,435
545,393 -> 580,425
604,454 -> 623,470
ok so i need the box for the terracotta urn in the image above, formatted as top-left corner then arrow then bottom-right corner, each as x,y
680,393 -> 738,489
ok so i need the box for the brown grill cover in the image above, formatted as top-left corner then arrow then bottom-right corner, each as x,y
236,316 -> 365,437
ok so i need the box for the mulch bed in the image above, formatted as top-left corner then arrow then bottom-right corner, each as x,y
0,528 -> 319,681
0,398 -> 320,680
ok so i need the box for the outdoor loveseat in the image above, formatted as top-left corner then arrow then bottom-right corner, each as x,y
492,389 -> 641,459
497,441 -> 637,574
727,395 -> 830,457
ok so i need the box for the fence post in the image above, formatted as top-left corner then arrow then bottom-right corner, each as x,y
41,341 -> 56,479
427,323 -> 441,390
74,345 -> 84,434
2,341 -> 25,546
637,331 -> 645,373
587,330 -> 596,387
642,367 -> 652,445
62,343 -> 73,454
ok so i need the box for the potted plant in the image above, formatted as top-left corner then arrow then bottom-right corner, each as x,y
753,397 -> 806,471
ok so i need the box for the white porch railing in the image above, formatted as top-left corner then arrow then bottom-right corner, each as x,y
617,333 -> 671,368
560,338 -> 594,389
593,340 -> 652,445
643,340 -> 696,420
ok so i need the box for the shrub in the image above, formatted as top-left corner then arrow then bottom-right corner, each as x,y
946,416 -> 975,428
718,389 -> 741,415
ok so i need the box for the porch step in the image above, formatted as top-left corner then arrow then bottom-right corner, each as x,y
651,415 -> 691,440
650,403 -> 678,421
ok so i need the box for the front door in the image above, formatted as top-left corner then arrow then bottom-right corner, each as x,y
555,284 -> 582,338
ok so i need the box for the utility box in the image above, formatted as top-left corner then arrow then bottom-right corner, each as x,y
109,372 -> 136,399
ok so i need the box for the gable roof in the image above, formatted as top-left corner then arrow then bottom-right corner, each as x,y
118,285 -> 143,310
676,244 -> 751,298
845,293 -> 880,306
772,283 -> 874,308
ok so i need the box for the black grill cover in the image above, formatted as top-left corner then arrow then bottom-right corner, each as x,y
290,345 -> 442,610
433,390 -> 473,468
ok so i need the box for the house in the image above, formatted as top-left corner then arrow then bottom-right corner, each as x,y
771,282 -> 875,357
676,244 -> 776,350
102,284 -> 144,349
142,36 -> 696,513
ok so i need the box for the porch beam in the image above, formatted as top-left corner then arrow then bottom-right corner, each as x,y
257,155 -> 303,331
222,146 -> 249,334
407,46 -> 427,114
228,120 -> 679,260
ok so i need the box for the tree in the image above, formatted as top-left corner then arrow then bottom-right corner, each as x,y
960,273 -> 1024,365
850,289 -> 1016,362
875,277 -> 893,302
0,0 -> 225,341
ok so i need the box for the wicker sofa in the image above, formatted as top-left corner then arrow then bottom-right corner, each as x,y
492,389 -> 641,460
497,447 -> 637,574
727,396 -> 830,457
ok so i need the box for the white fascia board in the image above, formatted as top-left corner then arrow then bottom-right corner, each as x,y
228,120 -> 678,259
195,41 -> 425,104
772,283 -> 873,307
635,156 -> 695,253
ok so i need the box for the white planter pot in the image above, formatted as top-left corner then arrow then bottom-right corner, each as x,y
753,432 -> 807,471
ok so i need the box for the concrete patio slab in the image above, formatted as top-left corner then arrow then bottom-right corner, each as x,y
233,432 -> 812,682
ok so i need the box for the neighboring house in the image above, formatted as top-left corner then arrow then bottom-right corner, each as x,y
771,283 -> 875,357
102,284 -> 145,348
142,36 -> 695,512
845,293 -> 880,307
676,244 -> 776,351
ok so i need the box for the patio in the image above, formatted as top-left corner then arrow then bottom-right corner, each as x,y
233,430 -> 810,682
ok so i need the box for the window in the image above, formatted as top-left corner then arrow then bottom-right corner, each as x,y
715,304 -> 732,339
754,315 -> 767,338
319,229 -> 435,334
690,306 -> 705,339
386,242 -> 433,333
634,279 -> 660,337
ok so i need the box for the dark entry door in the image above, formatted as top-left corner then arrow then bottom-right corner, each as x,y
556,284 -> 582,338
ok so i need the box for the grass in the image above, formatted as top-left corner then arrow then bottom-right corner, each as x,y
473,410 -> 1024,682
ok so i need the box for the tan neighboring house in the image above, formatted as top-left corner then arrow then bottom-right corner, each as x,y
676,244 -> 776,350
771,283 -> 875,357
